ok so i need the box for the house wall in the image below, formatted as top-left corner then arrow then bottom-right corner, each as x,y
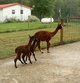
0,9 -> 3,22
2,4 -> 31,22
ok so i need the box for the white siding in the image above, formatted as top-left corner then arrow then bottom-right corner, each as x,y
0,9 -> 3,22
2,4 -> 31,22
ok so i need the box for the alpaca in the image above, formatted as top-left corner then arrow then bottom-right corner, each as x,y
14,35 -> 34,68
33,23 -> 63,53
22,37 -> 39,63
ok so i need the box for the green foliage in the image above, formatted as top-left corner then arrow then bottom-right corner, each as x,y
0,0 -> 30,4
54,0 -> 80,20
0,0 -> 80,20
4,18 -> 21,23
0,0 -> 17,4
28,15 -> 40,22
30,0 -> 55,20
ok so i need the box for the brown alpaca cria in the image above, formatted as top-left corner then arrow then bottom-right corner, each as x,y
22,37 -> 39,63
34,24 -> 63,53
14,36 -> 34,68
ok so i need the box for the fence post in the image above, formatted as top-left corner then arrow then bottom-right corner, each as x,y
28,16 -> 30,28
60,19 -> 64,44
60,27 -> 63,44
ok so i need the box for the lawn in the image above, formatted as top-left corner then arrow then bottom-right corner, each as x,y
0,22 -> 57,33
0,22 -> 80,59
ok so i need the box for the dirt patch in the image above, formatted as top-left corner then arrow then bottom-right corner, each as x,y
0,42 -> 80,83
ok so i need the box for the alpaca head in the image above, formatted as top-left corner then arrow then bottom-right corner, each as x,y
57,24 -> 63,30
28,35 -> 35,44
57,19 -> 64,29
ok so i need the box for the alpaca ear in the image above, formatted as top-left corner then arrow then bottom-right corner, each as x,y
29,35 -> 31,38
61,19 -> 64,26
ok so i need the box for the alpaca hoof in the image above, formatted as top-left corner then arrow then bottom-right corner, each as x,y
30,62 -> 32,64
47,51 -> 50,53
41,52 -> 44,54
35,59 -> 37,61
25,62 -> 27,64
22,62 -> 24,64
15,66 -> 18,68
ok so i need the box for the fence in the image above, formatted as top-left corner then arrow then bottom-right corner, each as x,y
0,19 -> 80,59
60,17 -> 80,44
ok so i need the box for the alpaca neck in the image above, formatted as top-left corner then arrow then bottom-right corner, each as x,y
51,27 -> 59,37
27,41 -> 32,48
31,40 -> 36,49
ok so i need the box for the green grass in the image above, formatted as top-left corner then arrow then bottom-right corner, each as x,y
0,22 -> 80,59
0,22 -> 57,33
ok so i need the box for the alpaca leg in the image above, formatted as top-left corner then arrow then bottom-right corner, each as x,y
14,53 -> 22,68
35,42 -> 38,48
19,56 -> 24,64
28,56 -> 32,64
14,53 -> 20,68
25,56 -> 27,63
33,52 -> 37,61
47,41 -> 50,53
14,57 -> 18,68
22,55 -> 27,64
37,41 -> 43,53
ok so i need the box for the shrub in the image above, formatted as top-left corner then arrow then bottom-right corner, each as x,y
28,15 -> 40,22
4,18 -> 21,23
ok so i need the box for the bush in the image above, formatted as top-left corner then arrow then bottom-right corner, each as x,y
4,18 -> 21,23
28,15 -> 40,22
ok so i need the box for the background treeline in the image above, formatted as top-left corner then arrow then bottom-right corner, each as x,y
0,0 -> 80,20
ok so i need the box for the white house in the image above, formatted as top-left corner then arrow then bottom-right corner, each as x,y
0,2 -> 32,22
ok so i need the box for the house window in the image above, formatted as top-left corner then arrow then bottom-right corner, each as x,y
20,10 -> 23,14
12,10 -> 15,14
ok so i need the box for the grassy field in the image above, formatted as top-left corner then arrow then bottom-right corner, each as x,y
0,22 -> 80,59
0,22 -> 57,33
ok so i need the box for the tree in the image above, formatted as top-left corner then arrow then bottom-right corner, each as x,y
54,0 -> 64,20
54,0 -> 80,20
0,0 -> 80,20
30,0 -> 55,20
0,0 -> 18,4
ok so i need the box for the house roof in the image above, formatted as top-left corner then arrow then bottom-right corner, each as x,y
0,2 -> 32,9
